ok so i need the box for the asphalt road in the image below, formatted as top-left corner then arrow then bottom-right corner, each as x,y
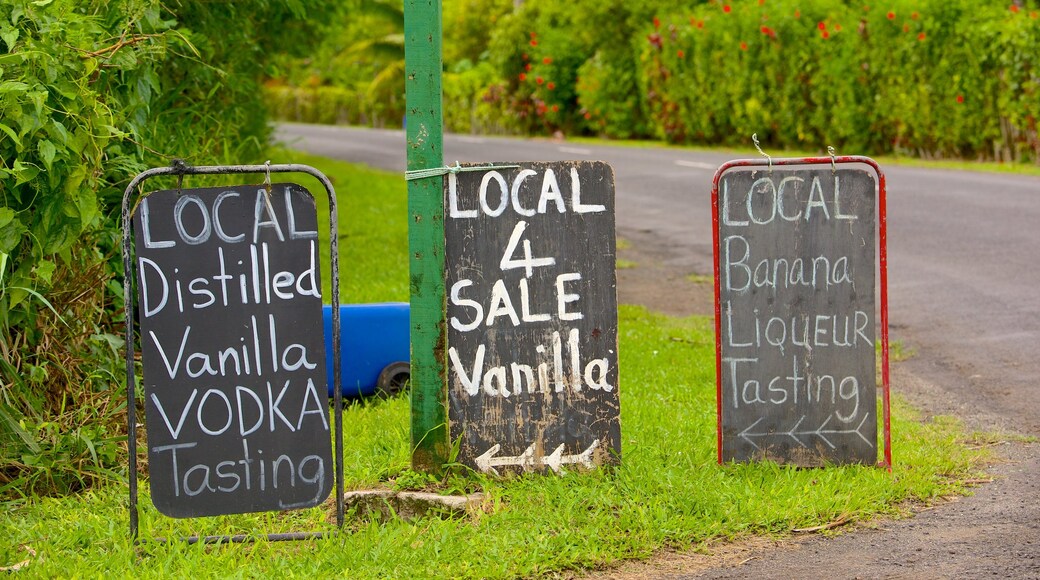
274,123 -> 1040,436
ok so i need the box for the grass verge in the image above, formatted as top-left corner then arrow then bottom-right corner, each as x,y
0,152 -> 987,577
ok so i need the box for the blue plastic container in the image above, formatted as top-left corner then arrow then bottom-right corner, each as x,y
322,302 -> 410,397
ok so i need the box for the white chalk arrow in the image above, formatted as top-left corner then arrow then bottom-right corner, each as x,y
543,439 -> 600,473
738,414 -> 874,450
475,440 -> 601,475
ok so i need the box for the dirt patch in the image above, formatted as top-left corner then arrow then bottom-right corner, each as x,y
606,231 -> 1040,579
616,227 -> 714,318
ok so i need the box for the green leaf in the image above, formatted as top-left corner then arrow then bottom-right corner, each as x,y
12,160 -> 39,186
31,0 -> 54,6
0,122 -> 20,148
0,209 -> 24,254
38,139 -> 55,170
0,80 -> 28,94
34,259 -> 55,284
0,27 -> 17,50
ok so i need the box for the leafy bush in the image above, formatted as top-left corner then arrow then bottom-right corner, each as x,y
0,0 -> 334,501
639,0 -> 1039,160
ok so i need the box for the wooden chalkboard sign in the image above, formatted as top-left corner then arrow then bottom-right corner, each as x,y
714,165 -> 880,466
133,183 -> 332,517
444,161 -> 620,474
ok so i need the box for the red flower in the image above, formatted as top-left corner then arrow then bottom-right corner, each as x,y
739,41 -> 748,50
956,95 -> 964,103
648,32 -> 662,48
794,9 -> 801,18
653,16 -> 661,29
723,5 -> 732,13
547,82 -> 556,90
761,26 -> 776,38
525,63 -> 532,71
519,73 -> 527,81
1009,4 -> 1019,13
522,53 -> 529,61
551,105 -> 559,113
1032,11 -> 1039,18
677,49 -> 685,58
903,24 -> 910,32
530,39 -> 538,46
536,77 -> 544,85
918,32 -> 926,41
818,21 -> 826,30
911,11 -> 919,19
834,23 -> 842,31
759,0 -> 765,5
697,20 -> 705,28
583,112 -> 592,120
542,57 -> 552,64
887,11 -> 896,19
821,30 -> 830,39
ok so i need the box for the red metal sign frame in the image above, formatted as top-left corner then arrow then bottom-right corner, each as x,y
710,156 -> 891,470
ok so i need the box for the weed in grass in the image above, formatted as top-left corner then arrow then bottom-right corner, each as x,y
617,258 -> 637,270
686,273 -> 712,285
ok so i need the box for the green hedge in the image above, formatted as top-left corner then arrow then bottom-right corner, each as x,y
639,0 -> 1039,160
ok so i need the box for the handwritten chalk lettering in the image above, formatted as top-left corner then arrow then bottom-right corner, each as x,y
723,235 -> 854,293
152,439 -> 325,502
147,314 -> 318,380
723,302 -> 871,353
721,174 -> 858,227
500,220 -> 556,277
140,187 -> 318,249
448,328 -> 613,397
149,377 -> 329,441
449,272 -> 584,331
723,356 -> 861,419
448,167 -> 606,219
138,240 -> 320,317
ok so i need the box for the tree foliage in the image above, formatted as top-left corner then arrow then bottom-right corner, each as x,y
268,0 -> 1039,164
0,0 -> 334,501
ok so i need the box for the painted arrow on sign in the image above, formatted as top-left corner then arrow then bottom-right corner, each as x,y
475,440 -> 600,475
738,415 -> 873,450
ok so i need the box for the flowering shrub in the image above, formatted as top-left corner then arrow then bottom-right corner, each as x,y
638,0 -> 1039,160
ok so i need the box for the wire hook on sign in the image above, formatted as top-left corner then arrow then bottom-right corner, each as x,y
752,133 -> 772,172
828,146 -> 837,174
261,159 -> 277,219
172,158 -> 189,196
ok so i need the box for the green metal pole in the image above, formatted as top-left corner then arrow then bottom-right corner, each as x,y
405,0 -> 449,472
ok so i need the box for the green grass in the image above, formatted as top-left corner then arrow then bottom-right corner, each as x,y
0,153 -> 987,577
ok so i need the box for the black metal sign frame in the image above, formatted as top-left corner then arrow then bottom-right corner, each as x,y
121,161 -> 343,543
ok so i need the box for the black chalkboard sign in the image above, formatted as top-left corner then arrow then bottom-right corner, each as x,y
716,167 -> 877,465
444,162 -> 620,474
133,183 -> 332,517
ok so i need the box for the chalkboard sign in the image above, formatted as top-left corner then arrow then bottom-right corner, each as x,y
716,167 -> 877,465
444,161 -> 620,474
133,183 -> 332,517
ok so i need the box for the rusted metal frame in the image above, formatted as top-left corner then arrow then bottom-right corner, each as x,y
120,161 -> 344,542
710,156 -> 891,469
